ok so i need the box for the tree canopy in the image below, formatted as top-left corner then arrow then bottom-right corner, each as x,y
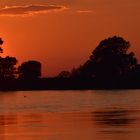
57,71 -> 71,78
0,56 -> 17,79
18,60 -> 42,79
72,36 -> 137,81
0,38 -> 3,53
0,39 -> 17,79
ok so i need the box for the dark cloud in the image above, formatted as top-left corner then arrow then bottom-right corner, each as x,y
0,4 -> 67,16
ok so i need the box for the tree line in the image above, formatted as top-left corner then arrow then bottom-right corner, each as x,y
57,36 -> 140,87
0,38 -> 41,80
1,36 -> 140,88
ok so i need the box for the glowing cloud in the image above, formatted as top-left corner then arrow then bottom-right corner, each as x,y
77,10 -> 94,14
0,4 -> 67,16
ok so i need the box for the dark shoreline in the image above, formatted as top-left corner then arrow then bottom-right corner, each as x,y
0,78 -> 139,91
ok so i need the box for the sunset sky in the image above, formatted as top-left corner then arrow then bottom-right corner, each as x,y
0,0 -> 140,76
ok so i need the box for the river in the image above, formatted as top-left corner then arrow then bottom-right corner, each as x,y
0,90 -> 139,140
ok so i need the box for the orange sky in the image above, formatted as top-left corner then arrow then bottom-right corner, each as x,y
0,0 -> 140,76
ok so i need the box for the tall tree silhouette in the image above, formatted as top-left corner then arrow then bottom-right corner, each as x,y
18,60 -> 41,79
0,56 -> 17,79
74,36 -> 137,81
0,39 -> 17,79
0,38 -> 3,53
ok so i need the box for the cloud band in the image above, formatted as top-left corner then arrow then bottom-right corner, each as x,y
0,4 -> 67,16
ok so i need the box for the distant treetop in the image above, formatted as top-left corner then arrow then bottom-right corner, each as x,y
71,36 -> 137,82
18,60 -> 42,79
0,38 -> 3,53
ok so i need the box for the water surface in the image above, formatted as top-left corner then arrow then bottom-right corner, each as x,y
0,90 -> 140,140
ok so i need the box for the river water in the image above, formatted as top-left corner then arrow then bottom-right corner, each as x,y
0,90 -> 140,140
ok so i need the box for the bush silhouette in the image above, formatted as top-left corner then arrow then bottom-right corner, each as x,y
18,60 -> 42,79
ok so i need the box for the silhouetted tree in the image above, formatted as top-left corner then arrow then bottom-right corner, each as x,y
18,60 -> 41,79
57,71 -> 71,78
0,38 -> 3,53
73,36 -> 137,82
71,66 -> 82,78
129,64 -> 140,82
0,56 -> 17,79
0,39 -> 17,79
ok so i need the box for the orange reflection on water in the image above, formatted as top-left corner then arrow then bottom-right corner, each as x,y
0,109 -> 139,140
0,112 -> 95,140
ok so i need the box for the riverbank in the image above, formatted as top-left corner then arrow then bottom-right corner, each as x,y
0,78 -> 139,91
